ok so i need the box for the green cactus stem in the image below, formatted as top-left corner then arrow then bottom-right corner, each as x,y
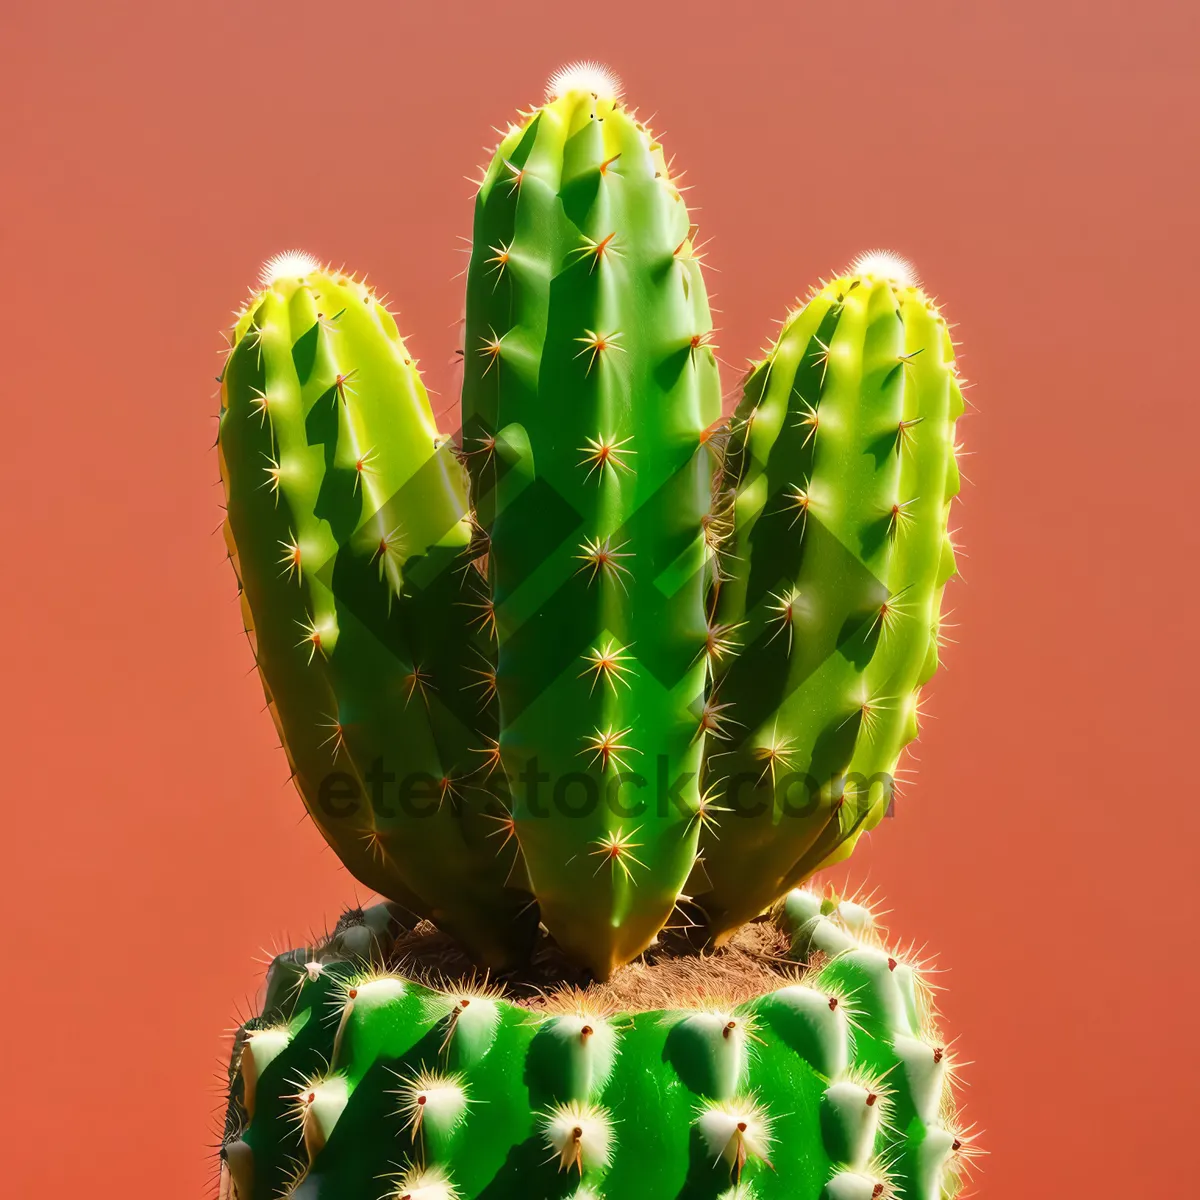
459,63 -> 723,977
218,254 -> 534,967
693,253 -> 964,941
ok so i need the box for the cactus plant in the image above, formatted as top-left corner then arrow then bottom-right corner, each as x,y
216,64 -> 965,979
692,255 -> 963,940
219,890 -> 975,1200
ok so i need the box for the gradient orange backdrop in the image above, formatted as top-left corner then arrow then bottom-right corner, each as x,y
4,1 -> 1198,1195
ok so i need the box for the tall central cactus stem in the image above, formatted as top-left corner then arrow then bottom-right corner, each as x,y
461,68 -> 722,977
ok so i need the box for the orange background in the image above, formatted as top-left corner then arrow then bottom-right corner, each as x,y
3,1 -> 1198,1195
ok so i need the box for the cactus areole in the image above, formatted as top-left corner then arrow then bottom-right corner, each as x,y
217,62 -> 965,981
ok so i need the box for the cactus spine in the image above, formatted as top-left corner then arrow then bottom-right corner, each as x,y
693,258 -> 963,939
218,258 -> 533,966
221,893 -> 972,1200
460,68 -> 721,976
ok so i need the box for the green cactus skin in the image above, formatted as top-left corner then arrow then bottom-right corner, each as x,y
218,256 -> 534,967
459,67 -> 722,977
693,256 -> 963,941
219,891 -> 973,1200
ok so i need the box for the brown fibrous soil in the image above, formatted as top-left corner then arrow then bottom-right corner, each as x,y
377,916 -> 801,1013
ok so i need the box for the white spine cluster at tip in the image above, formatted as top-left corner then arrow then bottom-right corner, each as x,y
824,1168 -> 891,1200
548,1010 -> 618,1092
345,975 -> 408,1006
260,250 -> 323,287
298,1074 -> 350,1160
542,1100 -> 614,1173
389,1164 -> 462,1200
545,61 -> 623,102
835,899 -> 877,933
677,1010 -> 748,1099
399,1070 -> 470,1135
696,1099 -> 774,1168
847,250 -> 919,289
241,1027 -> 291,1097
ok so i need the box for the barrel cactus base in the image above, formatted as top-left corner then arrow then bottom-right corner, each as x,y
218,891 -> 975,1200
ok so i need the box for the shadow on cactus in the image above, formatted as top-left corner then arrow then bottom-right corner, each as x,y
217,62 -> 965,982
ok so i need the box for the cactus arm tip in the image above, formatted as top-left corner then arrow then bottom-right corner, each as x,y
845,249 -> 920,289
544,61 -> 622,102
258,249 -> 323,288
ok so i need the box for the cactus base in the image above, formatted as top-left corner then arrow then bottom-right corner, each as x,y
219,893 -> 972,1200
